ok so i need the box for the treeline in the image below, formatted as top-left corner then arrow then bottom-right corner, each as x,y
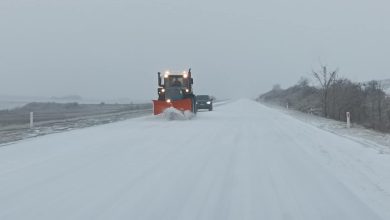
258,66 -> 390,132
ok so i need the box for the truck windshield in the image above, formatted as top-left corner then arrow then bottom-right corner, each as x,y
167,77 -> 184,87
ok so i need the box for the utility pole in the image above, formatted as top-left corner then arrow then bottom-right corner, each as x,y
30,112 -> 34,129
346,112 -> 351,128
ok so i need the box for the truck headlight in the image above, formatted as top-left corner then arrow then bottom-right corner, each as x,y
207,101 -> 211,104
166,99 -> 171,103
164,71 -> 169,78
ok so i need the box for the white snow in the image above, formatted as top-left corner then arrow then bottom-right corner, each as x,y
386,88 -> 390,96
379,79 -> 390,95
0,99 -> 389,220
162,107 -> 194,120
265,103 -> 390,154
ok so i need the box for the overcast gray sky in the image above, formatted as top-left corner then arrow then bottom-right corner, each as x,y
1,0 -> 389,101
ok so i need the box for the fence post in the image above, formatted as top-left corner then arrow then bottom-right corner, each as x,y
346,112 -> 351,128
30,112 -> 34,129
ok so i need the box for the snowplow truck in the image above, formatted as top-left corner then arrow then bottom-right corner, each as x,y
153,69 -> 197,115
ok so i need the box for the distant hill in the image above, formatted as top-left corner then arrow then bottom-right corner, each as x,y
50,95 -> 83,101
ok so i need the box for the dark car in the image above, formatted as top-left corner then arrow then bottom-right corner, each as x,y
196,95 -> 213,111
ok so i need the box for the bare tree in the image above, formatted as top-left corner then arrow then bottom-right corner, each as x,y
313,65 -> 338,117
364,81 -> 386,130
297,77 -> 309,88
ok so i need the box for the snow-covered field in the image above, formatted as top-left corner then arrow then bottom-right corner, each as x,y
0,101 -> 30,110
0,96 -> 148,110
0,99 -> 389,220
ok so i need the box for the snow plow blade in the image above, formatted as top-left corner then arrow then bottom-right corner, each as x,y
153,98 -> 193,115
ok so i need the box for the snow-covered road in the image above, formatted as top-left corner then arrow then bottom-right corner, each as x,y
1,99 -> 389,220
